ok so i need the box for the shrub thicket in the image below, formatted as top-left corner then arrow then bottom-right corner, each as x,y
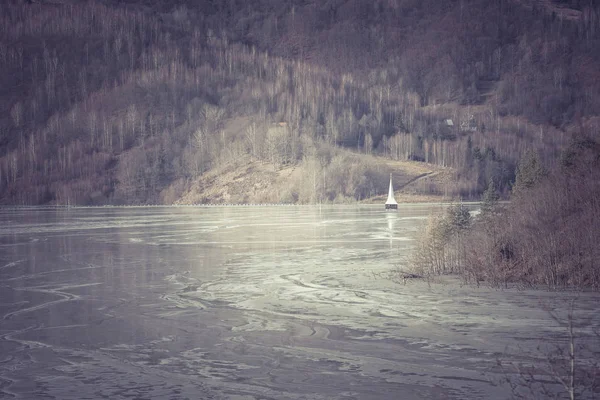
413,135 -> 600,289
410,203 -> 471,277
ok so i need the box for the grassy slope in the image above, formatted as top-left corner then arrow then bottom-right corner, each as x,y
173,150 -> 450,205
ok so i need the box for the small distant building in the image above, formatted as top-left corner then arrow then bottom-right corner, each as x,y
460,114 -> 478,132
439,118 -> 457,140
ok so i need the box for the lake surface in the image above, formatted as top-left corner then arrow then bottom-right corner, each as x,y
0,205 -> 598,399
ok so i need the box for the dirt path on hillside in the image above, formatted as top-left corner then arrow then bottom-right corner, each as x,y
396,171 -> 437,190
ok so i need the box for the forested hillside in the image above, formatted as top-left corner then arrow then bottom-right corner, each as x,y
1,0 -> 599,205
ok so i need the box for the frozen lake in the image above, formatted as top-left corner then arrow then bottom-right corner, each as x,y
0,205 -> 598,399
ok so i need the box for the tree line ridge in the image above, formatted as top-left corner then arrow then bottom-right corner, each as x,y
0,0 -> 598,205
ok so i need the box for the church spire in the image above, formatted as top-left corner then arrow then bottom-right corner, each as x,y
385,173 -> 398,210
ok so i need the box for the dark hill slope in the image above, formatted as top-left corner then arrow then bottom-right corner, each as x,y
0,0 -> 599,204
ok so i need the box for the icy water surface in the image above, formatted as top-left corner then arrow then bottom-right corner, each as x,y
0,205 -> 598,399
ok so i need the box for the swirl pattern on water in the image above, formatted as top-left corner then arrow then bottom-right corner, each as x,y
0,205 -> 598,399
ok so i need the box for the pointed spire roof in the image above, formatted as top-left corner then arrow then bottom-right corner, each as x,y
385,173 -> 397,205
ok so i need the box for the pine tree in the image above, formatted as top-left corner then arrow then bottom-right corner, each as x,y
445,203 -> 471,234
481,180 -> 499,215
512,150 -> 546,197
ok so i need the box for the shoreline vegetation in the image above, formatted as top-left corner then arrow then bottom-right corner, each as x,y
409,135 -> 600,292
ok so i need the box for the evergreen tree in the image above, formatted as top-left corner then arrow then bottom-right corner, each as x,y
481,180 -> 499,215
445,203 -> 472,235
512,150 -> 546,197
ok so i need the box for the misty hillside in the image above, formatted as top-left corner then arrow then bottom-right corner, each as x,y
1,0 -> 599,205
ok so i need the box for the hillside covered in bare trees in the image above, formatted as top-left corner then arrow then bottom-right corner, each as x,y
1,0 -> 599,205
